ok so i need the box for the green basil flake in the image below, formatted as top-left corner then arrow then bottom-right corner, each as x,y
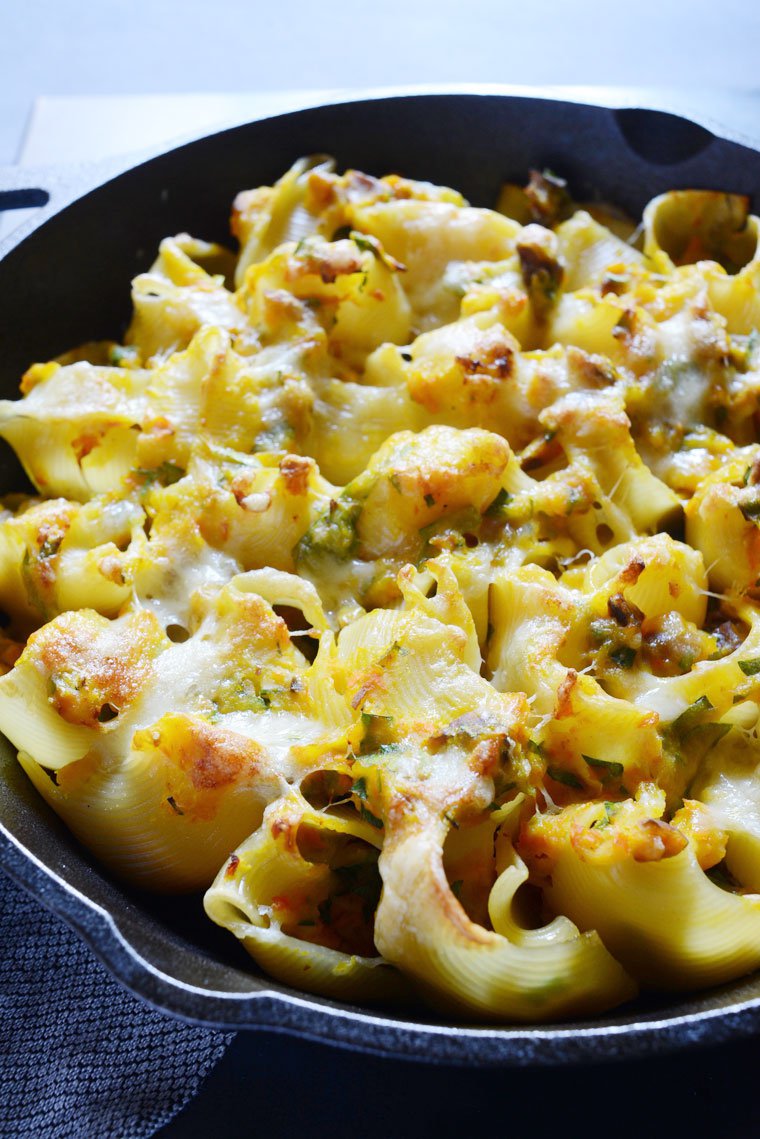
359,804 -> 384,829
583,755 -> 624,781
672,695 -> 714,736
424,492 -> 436,507
109,344 -> 139,366
740,499 -> 760,521
136,461 -> 185,487
351,232 -> 377,256
547,766 -> 583,790
38,536 -> 62,560
450,879 -> 464,900
528,739 -> 545,757
486,487 -> 512,516
351,777 -> 368,801
681,722 -> 732,760
590,801 -> 622,830
739,658 -> 760,676
609,645 -> 636,669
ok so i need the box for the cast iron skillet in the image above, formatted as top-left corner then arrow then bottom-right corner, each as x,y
3,92 -> 760,1067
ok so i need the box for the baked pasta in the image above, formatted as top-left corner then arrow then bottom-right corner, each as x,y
3,159 -> 760,1021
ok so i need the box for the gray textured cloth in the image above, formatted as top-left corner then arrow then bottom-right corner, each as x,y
0,872 -> 233,1138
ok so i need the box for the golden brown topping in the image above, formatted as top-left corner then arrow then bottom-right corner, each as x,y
631,817 -> 688,862
279,454 -> 314,495
608,592 -> 644,627
32,610 -> 164,727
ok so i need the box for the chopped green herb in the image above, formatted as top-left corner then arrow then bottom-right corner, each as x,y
589,618 -> 614,646
361,710 -> 395,725
108,344 -> 139,366
739,659 -> 760,676
136,461 -> 185,486
351,232 -> 378,256
351,777 -> 368,801
359,804 -> 384,829
671,695 -> 714,737
590,801 -> 622,830
609,645 -> 636,669
547,766 -> 583,790
692,722 -> 731,750
741,499 -> 760,522
450,879 -> 464,900
424,492 -> 436,508
38,536 -> 62,559
583,755 -> 624,781
485,488 -> 512,516
296,495 -> 364,563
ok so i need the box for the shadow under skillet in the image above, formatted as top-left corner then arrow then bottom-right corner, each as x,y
156,1026 -> 760,1139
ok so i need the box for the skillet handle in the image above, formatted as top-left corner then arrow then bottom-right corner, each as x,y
0,166 -> 56,215
0,158 -> 125,239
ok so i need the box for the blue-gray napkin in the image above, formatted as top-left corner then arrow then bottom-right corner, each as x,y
0,872 -> 233,1138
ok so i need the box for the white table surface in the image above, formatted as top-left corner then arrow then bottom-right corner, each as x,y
2,0 -> 759,168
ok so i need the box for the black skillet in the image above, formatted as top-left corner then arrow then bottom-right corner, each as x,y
2,92 -> 760,1066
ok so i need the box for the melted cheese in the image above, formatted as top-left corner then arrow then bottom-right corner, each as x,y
2,167 -> 760,1022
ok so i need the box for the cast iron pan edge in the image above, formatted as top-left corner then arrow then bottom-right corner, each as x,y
3,91 -> 760,1065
